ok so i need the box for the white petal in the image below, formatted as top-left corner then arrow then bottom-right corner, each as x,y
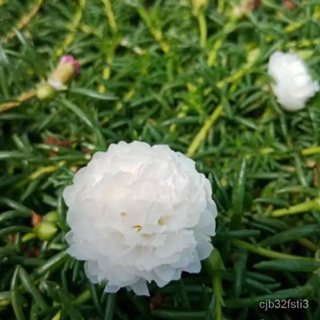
129,280 -> 149,296
154,265 -> 176,283
183,258 -> 201,273
196,241 -> 213,260
104,285 -> 120,293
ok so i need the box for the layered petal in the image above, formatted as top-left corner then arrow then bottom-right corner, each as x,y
63,141 -> 218,295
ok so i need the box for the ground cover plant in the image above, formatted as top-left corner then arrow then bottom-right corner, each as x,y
1,0 -> 320,319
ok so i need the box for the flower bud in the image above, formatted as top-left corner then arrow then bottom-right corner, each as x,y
36,83 -> 56,100
48,55 -> 80,89
35,221 -> 58,241
43,211 -> 58,223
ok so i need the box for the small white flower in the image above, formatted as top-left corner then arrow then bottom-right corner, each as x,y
268,51 -> 319,111
63,141 -> 217,296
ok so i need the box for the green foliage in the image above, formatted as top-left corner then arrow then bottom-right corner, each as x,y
1,0 -> 320,319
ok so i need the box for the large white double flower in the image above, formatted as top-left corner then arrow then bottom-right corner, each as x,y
63,141 -> 217,295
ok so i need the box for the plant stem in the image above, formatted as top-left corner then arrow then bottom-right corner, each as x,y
102,0 -> 118,34
197,11 -> 207,48
186,104 -> 223,157
232,239 -> 312,260
74,289 -> 91,304
55,0 -> 86,56
270,199 -> 320,217
2,0 -> 43,44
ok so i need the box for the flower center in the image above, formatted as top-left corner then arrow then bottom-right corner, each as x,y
132,224 -> 142,231
157,217 -> 165,225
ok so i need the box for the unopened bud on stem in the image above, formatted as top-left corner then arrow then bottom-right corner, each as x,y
36,55 -> 80,100
35,221 -> 58,241
49,55 -> 80,88
36,83 -> 56,100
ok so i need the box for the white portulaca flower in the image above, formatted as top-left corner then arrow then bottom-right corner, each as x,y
268,51 -> 319,111
63,141 -> 217,296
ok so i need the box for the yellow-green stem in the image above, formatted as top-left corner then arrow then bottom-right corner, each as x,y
2,0 -> 43,43
51,311 -> 61,320
0,90 -> 36,113
213,275 -> 224,320
232,239 -> 312,260
197,11 -> 207,48
0,101 -> 20,113
270,199 -> 320,218
29,162 -> 66,180
298,238 -> 320,252
51,289 -> 91,320
136,6 -> 169,53
102,0 -> 118,33
186,104 -> 223,157
302,147 -> 320,156
74,289 -> 91,304
217,0 -> 224,13
55,0 -> 86,56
